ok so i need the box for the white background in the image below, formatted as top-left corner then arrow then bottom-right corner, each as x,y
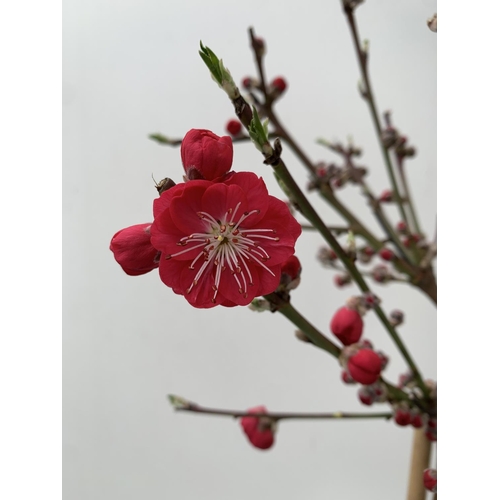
63,1 -> 437,499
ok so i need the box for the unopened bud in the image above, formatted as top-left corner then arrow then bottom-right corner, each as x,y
427,14 -> 437,33
379,248 -> 395,262
389,309 -> 404,326
396,221 -> 407,233
423,469 -> 437,493
270,77 -> 287,98
226,119 -> 242,137
341,370 -> 356,384
378,190 -> 393,203
295,330 -> 312,343
334,274 -> 352,288
347,348 -> 382,385
358,386 -> 374,406
394,406 -> 412,426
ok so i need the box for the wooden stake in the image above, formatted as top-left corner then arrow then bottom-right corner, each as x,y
406,428 -> 432,500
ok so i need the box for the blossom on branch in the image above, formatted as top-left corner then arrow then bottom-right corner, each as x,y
150,171 -> 301,308
240,406 -> 275,450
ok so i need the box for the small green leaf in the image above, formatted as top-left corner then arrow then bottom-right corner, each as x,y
167,394 -> 190,409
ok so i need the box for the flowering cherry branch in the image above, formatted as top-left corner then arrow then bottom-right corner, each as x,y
341,0 -> 409,227
168,395 -> 393,421
244,28 -> 436,304
109,5 -> 436,496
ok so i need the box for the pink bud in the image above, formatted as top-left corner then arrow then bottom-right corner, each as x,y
330,307 -> 364,345
242,77 -> 255,89
271,77 -> 287,93
394,408 -> 412,426
341,370 -> 355,384
240,406 -> 275,450
110,223 -> 160,276
280,255 -> 302,290
410,411 -> 425,429
181,129 -> 233,181
334,274 -> 351,288
225,119 -> 242,137
379,248 -> 395,261
362,246 -> 375,257
379,190 -> 393,203
396,221 -> 407,232
358,387 -> 374,406
347,349 -> 382,385
423,468 -> 437,492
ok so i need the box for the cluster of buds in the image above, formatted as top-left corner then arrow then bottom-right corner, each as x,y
392,404 -> 427,428
381,112 -> 416,159
240,406 -> 276,450
357,382 -> 387,405
307,162 -> 341,191
394,136 -> 416,159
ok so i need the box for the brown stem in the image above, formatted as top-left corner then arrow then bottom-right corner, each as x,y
175,404 -> 393,421
342,4 -> 410,227
406,429 -> 432,500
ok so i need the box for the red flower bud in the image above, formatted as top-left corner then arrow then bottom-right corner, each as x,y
280,255 -> 302,290
394,407 -> 412,426
362,246 -> 375,257
334,274 -> 351,288
423,469 -> 437,493
181,129 -> 233,181
341,370 -> 355,384
410,411 -> 425,429
240,406 -> 275,450
379,248 -> 395,261
110,223 -> 160,276
271,77 -> 287,93
225,119 -> 242,137
329,307 -> 364,345
396,221 -> 407,232
347,349 -> 382,385
242,76 -> 255,89
358,387 -> 374,406
379,190 -> 393,203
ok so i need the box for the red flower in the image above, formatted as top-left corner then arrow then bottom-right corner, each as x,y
330,307 -> 363,345
110,223 -> 160,276
226,119 -> 242,137
150,172 -> 301,308
181,129 -> 233,181
347,349 -> 382,385
240,406 -> 275,450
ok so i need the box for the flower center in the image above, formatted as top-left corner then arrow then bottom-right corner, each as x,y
164,202 -> 279,302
